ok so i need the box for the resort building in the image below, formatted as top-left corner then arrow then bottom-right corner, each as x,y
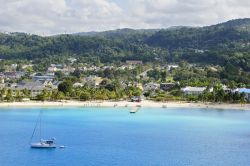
9,80 -> 57,98
181,86 -> 207,95
238,88 -> 250,101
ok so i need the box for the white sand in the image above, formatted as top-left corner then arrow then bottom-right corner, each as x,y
0,100 -> 249,110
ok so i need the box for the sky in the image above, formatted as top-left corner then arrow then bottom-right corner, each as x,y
0,0 -> 249,35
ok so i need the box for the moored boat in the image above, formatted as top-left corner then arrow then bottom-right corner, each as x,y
130,107 -> 140,113
30,111 -> 57,149
31,139 -> 56,148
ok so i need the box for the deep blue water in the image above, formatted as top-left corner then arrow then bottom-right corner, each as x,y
0,107 -> 250,166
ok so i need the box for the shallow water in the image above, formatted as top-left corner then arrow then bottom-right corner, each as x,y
0,107 -> 250,166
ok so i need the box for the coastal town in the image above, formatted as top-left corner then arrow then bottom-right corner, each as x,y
0,58 -> 249,103
1,1 -> 250,165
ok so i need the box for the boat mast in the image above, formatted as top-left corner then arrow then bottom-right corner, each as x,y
29,111 -> 42,144
39,111 -> 42,141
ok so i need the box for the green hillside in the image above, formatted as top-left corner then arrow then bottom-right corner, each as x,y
0,18 -> 250,71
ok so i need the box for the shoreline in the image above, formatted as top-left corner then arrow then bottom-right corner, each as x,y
0,100 -> 249,110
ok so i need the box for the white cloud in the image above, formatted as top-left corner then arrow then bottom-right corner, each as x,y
0,0 -> 249,35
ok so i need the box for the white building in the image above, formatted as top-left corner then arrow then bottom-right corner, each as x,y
167,64 -> 179,71
181,86 -> 207,95
73,83 -> 84,88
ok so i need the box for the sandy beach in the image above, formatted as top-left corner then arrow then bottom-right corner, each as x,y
0,100 -> 249,110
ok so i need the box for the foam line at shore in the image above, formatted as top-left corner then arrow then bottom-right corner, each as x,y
0,100 -> 249,110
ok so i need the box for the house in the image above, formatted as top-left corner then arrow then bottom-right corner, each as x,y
238,88 -> 250,101
0,83 -> 5,89
4,72 -> 26,79
126,60 -> 143,65
194,49 -> 205,53
22,64 -> 33,70
181,86 -> 207,95
160,83 -> 175,91
0,77 -> 4,84
50,64 -> 63,68
167,64 -> 179,71
85,76 -> 103,88
32,75 -> 55,82
222,85 -> 231,93
144,83 -> 160,91
68,57 -> 77,64
47,64 -> 64,72
73,83 -> 83,88
47,67 -> 58,73
61,66 -> 76,75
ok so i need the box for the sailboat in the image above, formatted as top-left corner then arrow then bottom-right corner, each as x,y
30,111 -> 56,148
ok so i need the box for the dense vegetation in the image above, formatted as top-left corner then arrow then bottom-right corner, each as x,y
0,18 -> 250,86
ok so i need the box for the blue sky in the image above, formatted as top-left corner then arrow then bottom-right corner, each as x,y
0,0 -> 249,35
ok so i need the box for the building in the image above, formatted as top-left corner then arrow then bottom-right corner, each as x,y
3,72 -> 26,79
131,96 -> 141,102
0,77 -> 4,84
9,80 -> 57,98
181,86 -> 207,95
222,85 -> 231,93
160,83 -> 175,91
167,64 -> 179,71
238,88 -> 250,101
126,60 -> 143,65
32,75 -> 55,82
68,57 -> 77,64
73,83 -> 84,88
85,76 -> 103,88
144,83 -> 160,91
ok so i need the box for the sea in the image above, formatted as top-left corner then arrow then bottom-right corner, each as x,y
0,107 -> 250,166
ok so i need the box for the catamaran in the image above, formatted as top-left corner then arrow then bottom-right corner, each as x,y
30,111 -> 56,148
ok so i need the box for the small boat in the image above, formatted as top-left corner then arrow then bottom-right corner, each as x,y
30,111 -> 57,148
59,145 -> 66,148
130,107 -> 139,114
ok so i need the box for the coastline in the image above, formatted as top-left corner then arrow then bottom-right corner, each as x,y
0,100 -> 249,110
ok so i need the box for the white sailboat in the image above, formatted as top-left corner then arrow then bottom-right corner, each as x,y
30,111 -> 56,148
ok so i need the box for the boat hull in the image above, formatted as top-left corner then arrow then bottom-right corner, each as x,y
31,143 -> 56,148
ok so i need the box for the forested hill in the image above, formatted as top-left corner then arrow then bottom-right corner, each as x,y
0,18 -> 250,71
146,18 -> 250,50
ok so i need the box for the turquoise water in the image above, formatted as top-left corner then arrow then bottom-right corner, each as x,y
0,107 -> 250,166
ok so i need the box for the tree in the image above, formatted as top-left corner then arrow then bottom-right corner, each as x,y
51,90 -> 65,101
161,71 -> 167,81
5,89 -> 14,102
58,81 -> 73,94
0,88 -> 6,101
80,91 -> 91,101
72,69 -> 82,78
125,86 -> 142,98
21,89 -> 31,98
55,71 -> 65,80
15,90 -> 23,102
36,89 -> 51,101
